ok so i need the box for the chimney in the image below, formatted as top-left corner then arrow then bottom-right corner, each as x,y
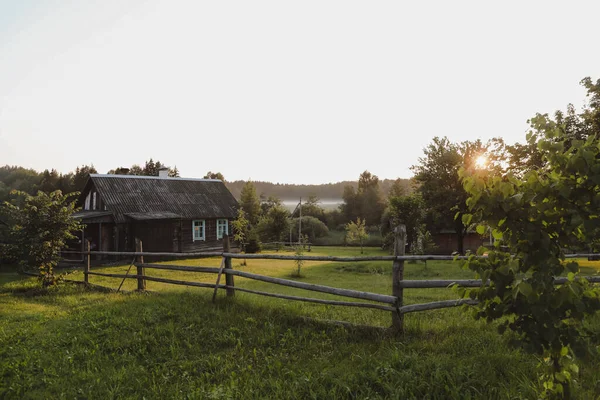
158,167 -> 169,178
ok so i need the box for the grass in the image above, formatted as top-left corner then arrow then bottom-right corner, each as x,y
1,248 -> 599,399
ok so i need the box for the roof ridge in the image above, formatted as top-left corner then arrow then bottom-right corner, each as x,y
90,174 -> 222,182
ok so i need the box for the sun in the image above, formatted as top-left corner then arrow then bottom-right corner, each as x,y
475,154 -> 488,168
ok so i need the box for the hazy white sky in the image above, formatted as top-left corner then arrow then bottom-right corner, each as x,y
0,0 -> 598,184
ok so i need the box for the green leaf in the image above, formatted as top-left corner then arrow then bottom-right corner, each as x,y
476,225 -> 486,235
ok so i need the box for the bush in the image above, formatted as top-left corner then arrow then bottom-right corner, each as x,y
245,237 -> 262,254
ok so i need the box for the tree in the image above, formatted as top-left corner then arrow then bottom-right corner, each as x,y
239,181 -> 261,226
260,195 -> 282,215
300,195 -> 326,223
2,190 -> 82,286
204,171 -> 225,181
357,171 -> 386,228
460,77 -> 600,398
72,165 -> 97,193
383,193 -> 425,254
256,205 -> 290,243
290,216 -> 329,242
231,208 -> 250,265
345,218 -> 369,254
339,171 -> 386,228
340,184 -> 359,222
411,137 -> 488,254
388,178 -> 408,198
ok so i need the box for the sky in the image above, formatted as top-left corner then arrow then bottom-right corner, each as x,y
0,0 -> 598,184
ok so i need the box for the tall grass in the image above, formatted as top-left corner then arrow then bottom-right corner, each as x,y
1,247 -> 599,399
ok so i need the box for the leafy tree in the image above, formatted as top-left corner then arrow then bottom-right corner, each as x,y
460,77 -> 600,398
357,171 -> 386,228
300,195 -> 326,223
232,209 -> 249,248
256,205 -> 290,243
169,166 -> 180,177
388,178 -> 408,198
239,181 -> 261,225
411,137 -> 488,254
290,216 -> 329,242
345,218 -> 369,254
260,195 -> 282,215
204,171 -> 225,181
72,165 -> 97,193
231,208 -> 250,265
340,184 -> 359,222
2,190 -> 82,286
340,171 -> 386,228
383,193 -> 425,254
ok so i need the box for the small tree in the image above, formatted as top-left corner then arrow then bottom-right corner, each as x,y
2,190 -> 82,286
231,208 -> 249,265
460,77 -> 600,398
345,218 -> 369,254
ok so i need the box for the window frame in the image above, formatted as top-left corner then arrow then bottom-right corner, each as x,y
192,220 -> 206,241
217,219 -> 229,240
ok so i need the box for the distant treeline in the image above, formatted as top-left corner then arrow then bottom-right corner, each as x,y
0,163 -> 413,205
225,179 -> 413,201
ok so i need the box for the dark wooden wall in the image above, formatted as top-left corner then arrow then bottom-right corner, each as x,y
432,232 -> 487,254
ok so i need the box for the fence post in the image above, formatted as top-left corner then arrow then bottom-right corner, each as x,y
136,238 -> 146,291
392,224 -> 406,332
84,240 -> 91,284
223,234 -> 235,297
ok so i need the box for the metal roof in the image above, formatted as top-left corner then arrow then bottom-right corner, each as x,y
84,175 -> 238,223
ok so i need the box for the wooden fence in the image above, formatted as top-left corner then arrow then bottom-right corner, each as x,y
60,225 -> 600,332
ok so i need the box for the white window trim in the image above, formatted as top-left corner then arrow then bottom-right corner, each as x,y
217,219 -> 229,240
92,192 -> 97,210
84,192 -> 91,210
192,220 -> 206,241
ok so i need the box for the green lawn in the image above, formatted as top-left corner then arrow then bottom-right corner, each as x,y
1,248 -> 599,399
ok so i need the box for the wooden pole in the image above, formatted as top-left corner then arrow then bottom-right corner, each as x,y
298,197 -> 302,245
136,239 -> 146,291
223,234 -> 234,297
392,224 -> 406,332
85,240 -> 90,284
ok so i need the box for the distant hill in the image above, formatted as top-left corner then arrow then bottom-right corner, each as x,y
225,178 -> 413,201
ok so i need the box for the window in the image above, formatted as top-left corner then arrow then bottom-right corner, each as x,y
192,220 -> 205,241
217,219 -> 229,240
84,192 -> 91,210
92,192 -> 97,210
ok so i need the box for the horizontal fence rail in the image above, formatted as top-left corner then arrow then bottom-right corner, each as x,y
69,232 -> 600,332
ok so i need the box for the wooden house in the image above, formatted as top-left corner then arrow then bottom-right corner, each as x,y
72,171 -> 239,253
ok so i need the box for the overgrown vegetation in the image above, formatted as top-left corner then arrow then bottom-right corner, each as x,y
1,190 -> 81,286
460,77 -> 600,398
1,246 -> 600,398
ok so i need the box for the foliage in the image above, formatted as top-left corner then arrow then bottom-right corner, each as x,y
290,216 -> 329,242
204,171 -> 225,180
244,233 -> 262,254
231,209 -> 250,253
340,171 -> 386,228
260,195 -> 282,215
256,205 -> 290,243
292,236 -> 307,277
388,178 -> 408,198
411,137 -> 489,254
459,77 -> 600,398
382,193 -> 425,254
2,190 -> 82,286
239,182 -> 261,226
108,159 -> 178,177
300,195 -> 326,223
345,218 -> 369,254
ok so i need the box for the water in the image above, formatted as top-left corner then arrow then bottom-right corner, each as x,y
281,199 -> 342,211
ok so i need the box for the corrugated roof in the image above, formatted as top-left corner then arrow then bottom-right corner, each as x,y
86,175 -> 238,223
